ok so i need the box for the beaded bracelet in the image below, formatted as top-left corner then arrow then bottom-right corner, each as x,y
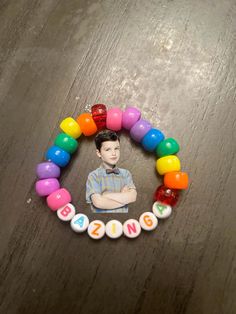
35,105 -> 189,240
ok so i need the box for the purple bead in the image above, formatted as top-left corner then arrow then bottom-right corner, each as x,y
122,107 -> 141,130
130,119 -> 152,142
35,178 -> 60,197
36,162 -> 61,179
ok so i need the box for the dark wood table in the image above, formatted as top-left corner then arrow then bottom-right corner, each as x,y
0,1 -> 235,313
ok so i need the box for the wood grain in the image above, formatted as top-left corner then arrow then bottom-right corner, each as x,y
0,0 -> 235,313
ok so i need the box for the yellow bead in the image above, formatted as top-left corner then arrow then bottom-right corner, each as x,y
156,155 -> 181,175
60,117 -> 82,139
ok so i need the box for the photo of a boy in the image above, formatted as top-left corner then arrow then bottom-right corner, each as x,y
86,130 -> 137,213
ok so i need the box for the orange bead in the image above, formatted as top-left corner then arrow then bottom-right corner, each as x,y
76,113 -> 97,136
164,171 -> 189,190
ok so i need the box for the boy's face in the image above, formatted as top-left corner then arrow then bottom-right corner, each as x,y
96,140 -> 120,168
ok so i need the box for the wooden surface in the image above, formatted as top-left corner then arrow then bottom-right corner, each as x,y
0,1 -> 236,313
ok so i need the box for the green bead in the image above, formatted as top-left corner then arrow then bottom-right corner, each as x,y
155,138 -> 180,157
54,133 -> 78,154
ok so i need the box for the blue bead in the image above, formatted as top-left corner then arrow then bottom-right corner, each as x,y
141,128 -> 165,152
46,145 -> 71,167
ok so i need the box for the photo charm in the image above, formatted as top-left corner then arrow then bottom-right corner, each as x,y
85,129 -> 137,214
35,104 -> 189,240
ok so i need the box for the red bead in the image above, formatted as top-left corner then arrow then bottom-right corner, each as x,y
154,185 -> 179,206
91,104 -> 107,130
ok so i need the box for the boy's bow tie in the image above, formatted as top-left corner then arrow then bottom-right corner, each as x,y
106,168 -> 120,174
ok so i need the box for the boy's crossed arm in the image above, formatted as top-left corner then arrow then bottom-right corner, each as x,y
103,186 -> 137,204
91,186 -> 137,210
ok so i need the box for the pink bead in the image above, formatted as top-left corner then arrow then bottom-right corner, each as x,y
35,178 -> 60,197
106,107 -> 123,131
46,188 -> 72,211
122,107 -> 141,130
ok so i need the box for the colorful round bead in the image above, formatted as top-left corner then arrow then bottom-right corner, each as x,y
46,188 -> 72,211
152,202 -> 172,219
139,212 -> 158,231
130,119 -> 152,142
35,178 -> 60,197
106,107 -> 123,131
123,219 -> 141,238
57,203 -> 76,221
60,117 -> 82,139
54,133 -> 78,154
71,213 -> 89,232
87,220 -> 105,239
156,138 -> 180,157
156,155 -> 181,175
154,184 -> 179,206
122,107 -> 141,130
36,162 -> 60,179
77,113 -> 97,136
164,171 -> 189,190
46,145 -> 71,167
105,220 -> 123,239
91,104 -> 107,130
141,128 -> 165,152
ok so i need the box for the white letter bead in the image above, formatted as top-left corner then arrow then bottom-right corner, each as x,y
139,212 -> 158,231
57,203 -> 76,221
123,219 -> 141,238
70,213 -> 89,233
105,220 -> 123,239
152,202 -> 172,219
87,220 -> 105,239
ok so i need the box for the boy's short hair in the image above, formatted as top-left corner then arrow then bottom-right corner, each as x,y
95,129 -> 120,151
